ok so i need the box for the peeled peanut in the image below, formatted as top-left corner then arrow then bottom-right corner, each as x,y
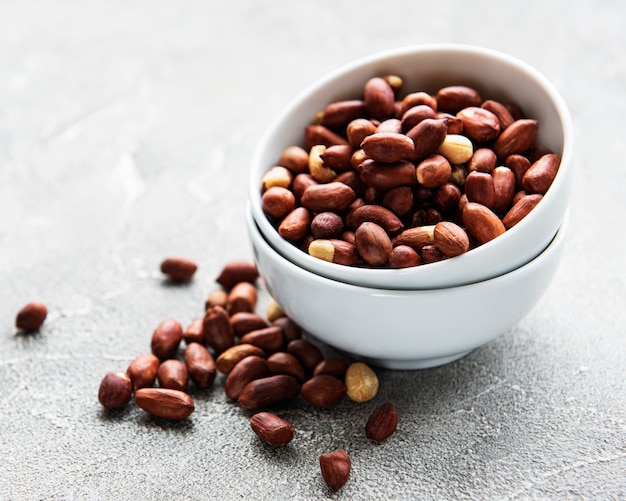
261,166 -> 293,191
437,134 -> 473,164
266,297 -> 286,322
345,362 -> 379,403
308,144 -> 336,182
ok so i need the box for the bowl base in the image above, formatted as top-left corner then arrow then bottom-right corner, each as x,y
333,347 -> 474,370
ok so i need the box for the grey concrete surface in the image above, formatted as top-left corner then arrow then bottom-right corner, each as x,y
1,1 -> 625,499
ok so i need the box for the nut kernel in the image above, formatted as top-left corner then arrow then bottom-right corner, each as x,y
160,257 -> 197,282
261,166 -> 293,191
437,134 -> 474,164
319,450 -> 351,491
98,371 -> 132,410
15,302 -> 47,331
250,412 -> 295,446
266,297 -> 285,322
345,362 -> 379,403
366,402 -> 398,441
309,144 -> 336,182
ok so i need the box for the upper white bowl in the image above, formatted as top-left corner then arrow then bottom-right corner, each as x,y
248,207 -> 569,369
249,44 -> 573,289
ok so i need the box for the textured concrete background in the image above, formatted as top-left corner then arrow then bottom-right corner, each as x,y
1,1 -> 625,499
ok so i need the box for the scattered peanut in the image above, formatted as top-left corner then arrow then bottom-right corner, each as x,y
98,260 -> 400,492
345,362 -> 379,403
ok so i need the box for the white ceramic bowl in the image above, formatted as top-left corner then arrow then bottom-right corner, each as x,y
248,206 -> 569,369
249,44 -> 573,290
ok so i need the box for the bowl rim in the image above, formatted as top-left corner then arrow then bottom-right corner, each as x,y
248,203 -> 570,294
249,43 -> 573,287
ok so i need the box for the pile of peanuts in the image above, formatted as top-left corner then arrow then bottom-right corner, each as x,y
260,76 -> 561,268
94,258 -> 398,492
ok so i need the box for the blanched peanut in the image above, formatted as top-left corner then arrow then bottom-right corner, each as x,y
308,144 -> 336,182
437,134 -> 473,164
345,362 -> 379,403
261,166 -> 293,191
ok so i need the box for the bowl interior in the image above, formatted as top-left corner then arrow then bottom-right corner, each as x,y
250,44 -> 573,289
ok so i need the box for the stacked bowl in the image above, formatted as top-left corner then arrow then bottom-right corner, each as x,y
247,45 -> 573,369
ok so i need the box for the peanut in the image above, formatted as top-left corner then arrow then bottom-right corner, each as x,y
319,450 -> 351,491
15,302 -> 47,331
215,261 -> 258,289
344,362 -> 379,403
261,166 -> 293,191
151,319 -> 183,360
259,77 -> 560,270
437,134 -> 473,164
360,132 -> 415,163
135,388 -> 194,420
365,403 -> 398,441
160,257 -> 197,282
98,371 -> 132,410
238,374 -> 300,410
184,343 -> 216,389
127,354 -> 160,390
355,222 -> 392,267
250,412 -> 295,446
301,375 -> 346,408
157,359 -> 188,392
308,144 -> 336,183
462,202 -> 506,244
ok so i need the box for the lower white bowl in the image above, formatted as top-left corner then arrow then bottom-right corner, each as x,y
248,206 -> 569,369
